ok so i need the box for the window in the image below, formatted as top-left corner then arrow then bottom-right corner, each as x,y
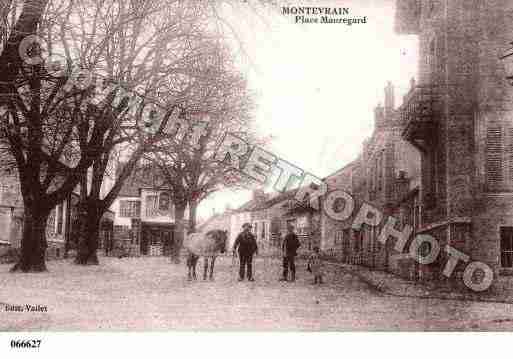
485,124 -> 513,191
342,229 -> 351,254
374,157 -> 379,191
56,203 -> 64,235
376,151 -> 383,191
335,230 -> 343,245
159,192 -> 170,211
501,227 -> 513,268
428,38 -> 436,68
120,200 -> 141,218
371,226 -> 380,252
414,204 -> 421,230
354,230 -> 362,252
486,126 -> 502,189
47,209 -> 56,236
369,167 -> 374,194
261,222 -> 266,241
145,195 -> 158,217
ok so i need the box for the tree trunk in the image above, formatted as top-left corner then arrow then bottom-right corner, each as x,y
171,203 -> 186,263
10,205 -> 49,272
189,200 -> 198,232
75,202 -> 101,265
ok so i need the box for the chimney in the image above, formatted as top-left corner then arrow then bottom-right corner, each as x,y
252,189 -> 267,202
374,103 -> 385,129
410,77 -> 416,91
384,81 -> 395,114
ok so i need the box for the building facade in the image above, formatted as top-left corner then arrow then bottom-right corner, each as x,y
395,0 -> 513,283
0,170 -> 114,260
320,82 -> 421,272
230,189 -> 320,256
111,166 -> 188,256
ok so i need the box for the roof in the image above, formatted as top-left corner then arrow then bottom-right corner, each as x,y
234,188 -> 307,213
234,198 -> 260,213
117,162 -> 166,197
323,160 -> 358,181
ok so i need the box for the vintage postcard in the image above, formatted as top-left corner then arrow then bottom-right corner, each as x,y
1,0 -> 513,355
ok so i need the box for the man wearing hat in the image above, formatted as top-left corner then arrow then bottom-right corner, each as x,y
233,223 -> 258,281
279,224 -> 301,282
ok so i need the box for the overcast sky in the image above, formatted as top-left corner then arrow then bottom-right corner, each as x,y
197,0 -> 418,221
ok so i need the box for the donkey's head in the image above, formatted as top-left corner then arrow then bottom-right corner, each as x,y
206,229 -> 228,254
217,230 -> 228,254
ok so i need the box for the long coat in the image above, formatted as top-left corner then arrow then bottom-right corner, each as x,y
233,231 -> 258,256
282,233 -> 301,257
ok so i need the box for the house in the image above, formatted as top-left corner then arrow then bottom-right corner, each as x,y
110,165 -> 188,256
394,0 -> 513,283
320,160 -> 358,258
227,189 -> 320,256
325,0 -> 513,286
0,168 -> 115,260
320,81 -> 422,274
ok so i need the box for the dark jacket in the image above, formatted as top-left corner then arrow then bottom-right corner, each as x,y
233,231 -> 258,256
282,233 -> 300,257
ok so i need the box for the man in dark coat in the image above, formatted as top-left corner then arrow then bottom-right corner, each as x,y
233,223 -> 258,281
279,224 -> 301,282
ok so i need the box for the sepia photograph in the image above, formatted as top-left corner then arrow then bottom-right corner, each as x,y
1,0 -> 513,355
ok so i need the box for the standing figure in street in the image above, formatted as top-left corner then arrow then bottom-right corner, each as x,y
233,223 -> 258,281
279,225 -> 301,282
307,246 -> 324,284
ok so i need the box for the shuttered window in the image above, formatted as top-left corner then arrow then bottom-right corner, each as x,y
145,196 -> 158,217
485,123 -> 513,191
508,127 -> 513,184
501,227 -> 513,268
486,125 -> 503,190
377,152 -> 384,191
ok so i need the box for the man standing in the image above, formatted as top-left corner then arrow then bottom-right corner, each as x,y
279,224 -> 301,282
233,223 -> 258,281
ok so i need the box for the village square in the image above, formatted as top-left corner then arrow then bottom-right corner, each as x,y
1,0 -> 513,332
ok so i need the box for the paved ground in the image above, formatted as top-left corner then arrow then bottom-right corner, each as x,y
2,256 -> 513,331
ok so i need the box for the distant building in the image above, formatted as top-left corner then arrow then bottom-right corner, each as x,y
320,82 -> 421,272
110,164 -> 188,256
0,167 -> 115,260
224,189 -> 320,255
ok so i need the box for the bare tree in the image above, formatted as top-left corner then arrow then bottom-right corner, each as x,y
0,0 -> 205,270
0,0 -> 274,270
139,42 -> 261,262
66,1 -> 224,265
0,0 -> 109,272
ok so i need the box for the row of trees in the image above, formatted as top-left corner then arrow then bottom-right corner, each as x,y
0,0 -> 268,271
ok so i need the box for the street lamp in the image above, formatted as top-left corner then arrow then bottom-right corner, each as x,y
500,42 -> 513,85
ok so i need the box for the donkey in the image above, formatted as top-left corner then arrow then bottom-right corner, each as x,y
184,230 -> 228,281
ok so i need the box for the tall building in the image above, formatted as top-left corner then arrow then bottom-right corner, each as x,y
320,82 -> 421,271
395,0 -> 513,280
